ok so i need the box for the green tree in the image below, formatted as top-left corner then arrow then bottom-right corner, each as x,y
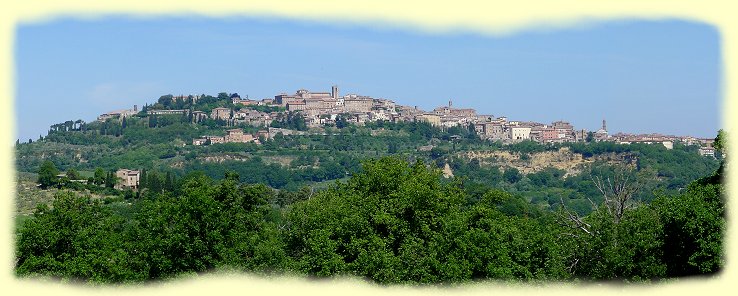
653,178 -> 724,276
16,191 -> 145,282
503,167 -> 521,184
586,131 -> 595,143
712,129 -> 726,153
37,160 -> 59,189
105,171 -> 118,188
93,168 -> 106,185
66,167 -> 81,180
287,157 -> 468,283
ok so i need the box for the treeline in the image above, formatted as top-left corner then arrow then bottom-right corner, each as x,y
19,124 -> 719,201
16,153 -> 725,283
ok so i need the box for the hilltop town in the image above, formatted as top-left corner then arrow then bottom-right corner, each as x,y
17,85 -> 726,285
96,85 -> 718,157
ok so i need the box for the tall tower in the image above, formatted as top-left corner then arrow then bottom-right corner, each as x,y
449,100 -> 452,108
602,119 -> 607,131
331,85 -> 339,99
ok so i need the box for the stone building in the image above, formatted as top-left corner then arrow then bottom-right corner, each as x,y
98,105 -> 138,121
211,107 -> 231,120
594,119 -> 609,141
287,101 -> 307,112
115,169 -> 140,190
415,114 -> 441,126
343,97 -> 373,113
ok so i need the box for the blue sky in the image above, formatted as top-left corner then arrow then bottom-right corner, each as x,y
15,16 -> 721,141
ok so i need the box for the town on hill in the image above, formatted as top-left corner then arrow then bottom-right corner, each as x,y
94,85 -> 717,155
14,85 -> 726,285
24,84 -> 721,195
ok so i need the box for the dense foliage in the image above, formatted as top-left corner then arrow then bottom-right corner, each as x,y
13,93 -> 725,284
15,153 -> 725,284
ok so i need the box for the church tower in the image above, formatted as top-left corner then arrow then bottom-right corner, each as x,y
331,85 -> 339,99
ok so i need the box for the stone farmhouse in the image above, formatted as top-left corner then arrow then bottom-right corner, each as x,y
115,169 -> 140,190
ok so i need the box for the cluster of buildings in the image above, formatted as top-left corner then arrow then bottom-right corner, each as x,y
191,129 -> 269,146
274,86 -> 397,127
94,85 -> 719,157
609,131 -> 718,156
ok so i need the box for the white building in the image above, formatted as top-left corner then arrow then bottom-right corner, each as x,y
509,127 -> 531,141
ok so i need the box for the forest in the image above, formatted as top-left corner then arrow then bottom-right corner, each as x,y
13,93 -> 727,284
15,153 -> 725,283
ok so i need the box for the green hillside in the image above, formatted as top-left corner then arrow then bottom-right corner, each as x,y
13,93 -> 726,284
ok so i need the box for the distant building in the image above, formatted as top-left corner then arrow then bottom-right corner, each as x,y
541,128 -> 558,142
509,127 -> 531,141
699,146 -> 716,158
594,119 -> 609,141
287,101 -> 307,112
256,130 -> 270,140
551,120 -> 573,130
115,169 -> 140,190
474,123 -> 486,135
210,107 -> 231,120
276,88 -> 335,106
147,109 -> 189,116
343,96 -> 373,113
415,113 -> 441,126
233,98 -> 258,106
192,138 -> 208,146
192,111 -> 208,122
98,106 -> 137,121
208,135 -> 226,144
332,85 -> 339,99
485,122 -> 506,140
372,98 -> 396,110
225,129 -> 245,142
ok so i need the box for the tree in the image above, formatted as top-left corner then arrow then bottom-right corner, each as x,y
164,171 -> 175,192
335,114 -> 349,129
66,168 -> 81,180
37,160 -> 59,189
105,171 -> 118,188
586,131 -> 595,143
224,171 -> 240,182
589,165 -> 653,223
503,167 -> 521,184
556,164 -> 664,280
93,168 -> 106,185
16,191 -> 145,282
287,157 -> 468,283
158,94 -> 174,108
712,129 -> 726,153
387,141 -> 399,154
653,182 -> 724,277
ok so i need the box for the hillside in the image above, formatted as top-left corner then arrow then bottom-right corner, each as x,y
14,93 -> 720,216
12,93 -> 725,284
